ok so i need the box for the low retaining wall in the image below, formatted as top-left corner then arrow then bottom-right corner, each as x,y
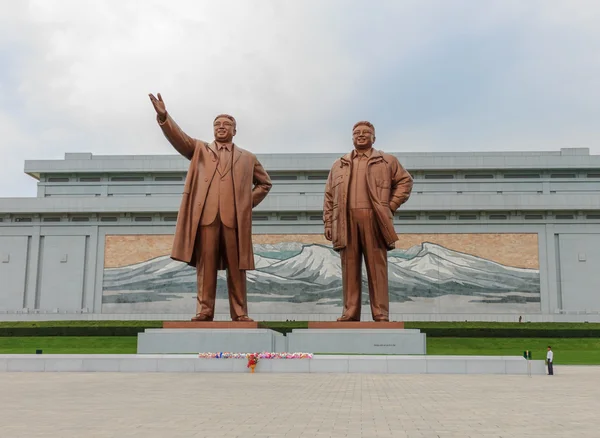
0,354 -> 546,375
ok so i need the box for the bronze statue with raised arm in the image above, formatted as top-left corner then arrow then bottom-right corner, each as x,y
149,93 -> 272,322
324,121 -> 413,322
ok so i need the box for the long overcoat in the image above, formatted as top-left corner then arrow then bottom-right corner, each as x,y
158,114 -> 272,269
323,149 -> 413,251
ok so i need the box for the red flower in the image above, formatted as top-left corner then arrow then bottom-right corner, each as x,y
246,353 -> 259,368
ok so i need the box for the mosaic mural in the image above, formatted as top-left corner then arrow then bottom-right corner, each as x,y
102,233 -> 541,315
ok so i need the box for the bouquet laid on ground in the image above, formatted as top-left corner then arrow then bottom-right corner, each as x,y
247,353 -> 259,372
197,352 -> 313,359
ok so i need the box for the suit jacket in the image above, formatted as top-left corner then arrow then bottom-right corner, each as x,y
200,150 -> 236,228
323,149 -> 413,251
158,114 -> 272,269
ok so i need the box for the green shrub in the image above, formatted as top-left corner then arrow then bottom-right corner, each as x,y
419,328 -> 600,338
0,327 -> 151,337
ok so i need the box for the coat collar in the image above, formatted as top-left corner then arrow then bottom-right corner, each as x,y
207,141 -> 243,164
351,147 -> 373,159
340,148 -> 385,166
234,145 -> 242,164
206,141 -> 218,156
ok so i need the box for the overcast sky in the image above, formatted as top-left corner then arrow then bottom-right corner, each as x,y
1,0 -> 599,197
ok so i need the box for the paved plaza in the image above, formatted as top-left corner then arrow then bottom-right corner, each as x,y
0,366 -> 598,438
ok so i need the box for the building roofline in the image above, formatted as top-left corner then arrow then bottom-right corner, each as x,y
21,147 -> 599,177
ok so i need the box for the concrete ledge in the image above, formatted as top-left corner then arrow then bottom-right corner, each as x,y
0,354 -> 546,375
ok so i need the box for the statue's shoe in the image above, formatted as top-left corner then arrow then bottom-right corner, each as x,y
373,315 -> 389,322
191,314 -> 213,322
234,315 -> 254,322
336,315 -> 359,322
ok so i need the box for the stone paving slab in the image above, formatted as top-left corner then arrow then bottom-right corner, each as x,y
0,366 -> 597,437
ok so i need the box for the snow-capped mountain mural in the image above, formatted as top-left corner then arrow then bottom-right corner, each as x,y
102,240 -> 541,314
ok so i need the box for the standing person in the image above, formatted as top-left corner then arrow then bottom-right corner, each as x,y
547,346 -> 554,375
323,121 -> 413,322
149,93 -> 272,322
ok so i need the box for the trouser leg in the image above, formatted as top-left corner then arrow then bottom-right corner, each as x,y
357,209 -> 390,320
221,223 -> 248,320
339,210 -> 362,320
195,222 -> 220,319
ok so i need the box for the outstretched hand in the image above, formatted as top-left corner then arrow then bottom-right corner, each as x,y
149,93 -> 167,121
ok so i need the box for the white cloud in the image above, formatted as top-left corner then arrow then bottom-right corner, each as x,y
9,1 -> 357,139
0,0 -> 362,196
1,0 -> 600,197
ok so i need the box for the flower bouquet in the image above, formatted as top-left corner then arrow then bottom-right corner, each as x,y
246,353 -> 259,373
198,352 -> 314,360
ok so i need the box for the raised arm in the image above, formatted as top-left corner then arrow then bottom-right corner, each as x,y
323,167 -> 334,241
251,157 -> 272,208
389,159 -> 413,212
149,93 -> 197,160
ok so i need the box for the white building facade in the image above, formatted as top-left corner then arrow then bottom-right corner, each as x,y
1,148 -> 599,322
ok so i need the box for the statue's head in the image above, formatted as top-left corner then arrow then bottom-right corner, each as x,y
352,121 -> 376,150
213,114 -> 237,143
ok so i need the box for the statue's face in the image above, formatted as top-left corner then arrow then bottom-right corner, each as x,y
352,124 -> 375,149
213,117 -> 236,142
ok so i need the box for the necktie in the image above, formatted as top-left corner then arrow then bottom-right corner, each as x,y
219,146 -> 228,174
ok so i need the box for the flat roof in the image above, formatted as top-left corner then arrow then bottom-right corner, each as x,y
23,148 -> 598,179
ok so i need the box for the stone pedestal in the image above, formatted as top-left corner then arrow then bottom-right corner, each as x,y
287,328 -> 426,355
138,321 -> 424,355
137,328 -> 286,354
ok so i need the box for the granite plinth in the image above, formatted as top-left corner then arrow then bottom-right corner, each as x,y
137,328 -> 285,354
308,321 -> 405,329
163,321 -> 258,329
0,354 -> 546,375
287,328 -> 426,355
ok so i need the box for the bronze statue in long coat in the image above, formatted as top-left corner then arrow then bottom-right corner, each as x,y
149,93 -> 272,321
